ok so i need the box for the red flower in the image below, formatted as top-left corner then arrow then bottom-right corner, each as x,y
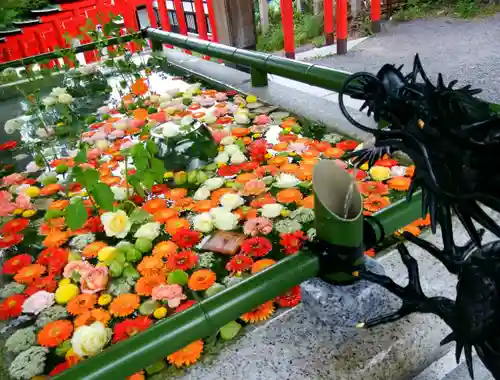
0,294 -> 26,320
68,182 -> 82,192
336,140 -> 358,151
218,164 -> 241,176
167,250 -> 198,271
172,228 -> 202,249
365,248 -> 376,257
2,254 -> 32,275
374,158 -> 398,168
37,248 -> 68,275
0,234 -> 23,249
151,184 -> 169,195
113,316 -> 153,343
240,237 -> 272,257
85,216 -> 104,233
22,179 -> 37,185
0,141 -> 17,151
175,300 -> 197,314
249,139 -> 268,163
241,161 -> 259,172
24,275 -> 57,296
348,169 -> 367,180
275,286 -> 301,307
130,194 -> 145,205
226,90 -> 238,96
49,362 -> 70,376
226,254 -> 254,273
280,231 -> 307,255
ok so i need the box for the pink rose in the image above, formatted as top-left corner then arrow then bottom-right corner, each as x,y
22,290 -> 55,314
87,148 -> 102,160
119,139 -> 138,150
129,119 -> 145,129
200,98 -> 215,107
215,92 -> 228,102
0,191 -> 16,217
109,129 -> 125,139
152,284 -> 187,308
250,124 -> 268,134
241,179 -> 267,196
2,173 -> 24,187
211,129 -> 230,143
288,142 -> 308,154
81,266 -> 109,294
212,106 -> 228,118
15,193 -> 32,210
63,261 -> 93,279
243,217 -> 273,236
254,115 -> 271,125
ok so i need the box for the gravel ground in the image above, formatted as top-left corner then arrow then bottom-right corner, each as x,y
309,15 -> 500,103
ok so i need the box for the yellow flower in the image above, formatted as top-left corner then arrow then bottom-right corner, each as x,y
98,247 -> 118,262
59,278 -> 72,287
284,127 -> 291,133
360,162 -> 369,171
252,133 -> 262,139
13,208 -> 23,215
153,307 -> 167,319
217,162 -> 227,168
55,284 -> 80,304
225,181 -> 234,188
218,146 -> 225,152
23,186 -> 40,198
80,191 -> 88,197
164,171 -> 174,179
369,166 -> 392,181
98,294 -> 113,306
68,192 -> 74,197
22,209 -> 36,218
264,153 -> 272,159
289,152 -> 296,156
100,210 -> 132,238
246,95 -> 257,103
280,209 -> 291,217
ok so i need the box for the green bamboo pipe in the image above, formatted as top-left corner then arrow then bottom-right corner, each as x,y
54,251 -> 320,380
0,33 -> 142,70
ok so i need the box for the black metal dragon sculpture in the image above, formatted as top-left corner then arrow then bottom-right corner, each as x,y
338,55 -> 500,379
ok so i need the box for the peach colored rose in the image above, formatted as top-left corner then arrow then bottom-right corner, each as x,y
87,148 -> 102,160
254,114 -> 271,125
241,179 -> 267,196
15,193 -> 32,210
215,92 -> 228,101
152,284 -> 187,308
243,217 -> 273,236
81,266 -> 109,294
2,173 -> 24,187
63,261 -> 93,279
213,106 -> 228,117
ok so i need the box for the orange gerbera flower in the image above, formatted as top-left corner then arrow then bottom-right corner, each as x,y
277,189 -> 303,204
387,176 -> 412,191
273,142 -> 288,151
67,294 -> 97,315
365,248 -> 376,257
74,308 -> 111,328
153,241 -> 178,259
132,108 -> 149,121
240,301 -> 275,323
167,340 -> 204,368
395,224 -> 421,238
210,188 -> 234,203
188,269 -> 216,291
153,208 -> 179,223
231,127 -> 250,137
83,241 -> 108,258
251,259 -> 277,274
143,199 -> 167,214
128,371 -> 146,380
323,147 -> 345,159
363,195 -> 391,213
234,207 -> 258,220
301,157 -> 318,166
169,188 -> 188,201
166,218 -> 190,236
411,213 -> 431,227
109,294 -> 140,317
135,275 -> 166,296
358,181 -> 389,196
137,256 -> 167,277
43,230 -> 70,248
192,200 -> 214,213
38,320 -> 73,347
49,200 -> 70,210
235,173 -> 257,184
302,150 -> 320,158
405,165 -> 415,178
131,78 -> 148,96
280,163 -> 299,175
14,264 -> 46,284
267,156 -> 288,167
173,197 -> 194,211
40,184 -> 63,196
100,176 -> 121,186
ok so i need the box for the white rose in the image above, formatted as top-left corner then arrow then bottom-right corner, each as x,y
42,96 -> 57,107
166,87 -> 180,96
95,140 -> 109,151
4,118 -> 23,134
274,173 -> 300,188
58,93 -> 74,104
234,112 -> 249,125
391,165 -> 407,177
25,161 -> 41,173
220,193 -> 244,210
101,210 -> 132,238
50,87 -> 67,97
111,187 -> 129,201
161,122 -> 180,138
180,115 -> 194,126
220,136 -> 235,146
224,144 -> 240,156
72,322 -> 112,357
214,152 -> 230,164
134,222 -> 161,240
193,186 -> 211,201
193,212 -> 214,233
203,177 -> 224,191
211,209 -> 239,231
230,152 -> 247,164
202,112 -> 217,124
22,290 -> 55,315
260,203 -> 284,218
150,94 -> 160,103
159,93 -> 173,103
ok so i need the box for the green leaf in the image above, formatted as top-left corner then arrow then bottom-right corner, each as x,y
146,140 -> 158,155
150,157 -> 165,183
83,169 -> 100,190
129,208 -> 152,224
75,149 -> 87,165
219,321 -> 242,340
134,156 -> 149,172
128,175 -> 145,197
65,199 -> 88,230
91,183 -> 115,211
142,172 -> 155,190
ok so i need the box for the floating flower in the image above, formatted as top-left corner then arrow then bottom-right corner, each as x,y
274,173 -> 301,188
14,264 -> 46,284
358,181 -> 389,196
240,301 -> 275,323
37,247 -> 68,275
74,308 -> 111,328
134,222 -> 161,240
220,193 -> 244,210
2,254 -> 32,275
24,275 -> 57,296
363,195 -> 391,213
167,340 -> 204,368
240,179 -> 267,196
375,158 -> 398,168
0,218 -> 29,234
251,259 -> 277,274
166,217 -> 191,235
188,269 -> 216,291
72,322 -> 112,357
336,140 -> 358,151
226,254 -> 253,273
22,291 -> 54,315
67,294 -> 97,315
137,256 -> 166,277
101,210 -> 132,238
276,188 -> 303,204
175,300 -> 197,314
275,286 -> 301,307
135,276 -> 166,296
152,241 -> 178,259
369,166 -> 392,181
193,212 -> 214,233
167,250 -> 198,271
113,316 -> 153,343
55,283 -> 80,304
63,261 -> 93,279
395,224 -> 421,237
259,203 -> 284,218
243,217 -> 273,236
152,284 -> 187,308
81,266 -> 109,294
109,294 -> 140,317
241,236 -> 273,257
387,176 -> 412,191
0,294 -> 26,320
210,208 -> 239,231
280,231 -> 307,255
365,248 -> 376,257
37,320 -> 73,347
0,233 -> 24,249
172,228 -> 202,249
131,78 -> 148,96
49,362 -> 70,377
83,241 -> 108,259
